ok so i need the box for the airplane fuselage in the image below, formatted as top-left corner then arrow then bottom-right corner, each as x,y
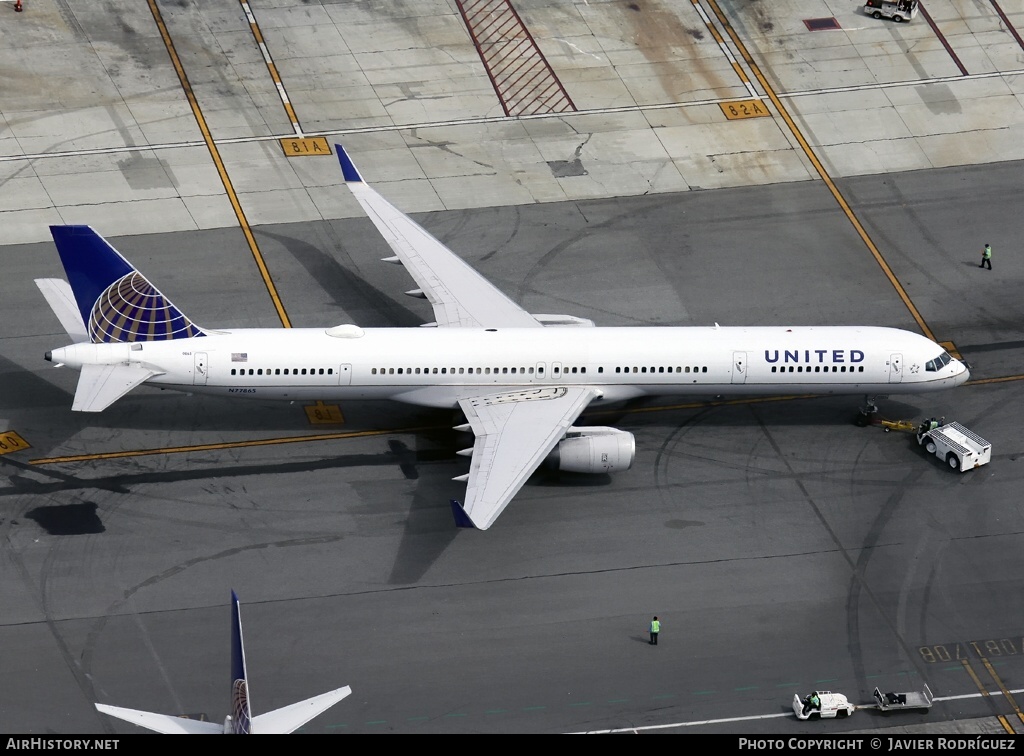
47,324 -> 968,408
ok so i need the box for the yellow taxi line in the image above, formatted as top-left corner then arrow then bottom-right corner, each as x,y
146,0 -> 291,327
704,0 -> 936,342
26,369 -> 1021,466
29,426 -> 438,466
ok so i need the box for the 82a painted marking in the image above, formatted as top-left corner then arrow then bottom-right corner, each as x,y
719,99 -> 770,120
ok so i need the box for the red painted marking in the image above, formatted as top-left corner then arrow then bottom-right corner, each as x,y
918,3 -> 969,75
989,0 -> 1024,53
456,0 -> 575,117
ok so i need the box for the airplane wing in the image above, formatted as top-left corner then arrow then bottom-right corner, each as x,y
251,685 -> 352,734
72,363 -> 162,412
35,278 -> 89,342
455,387 -> 599,529
336,144 -> 542,329
94,704 -> 225,734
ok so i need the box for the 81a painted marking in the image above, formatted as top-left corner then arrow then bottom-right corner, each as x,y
305,401 -> 344,425
280,137 -> 331,157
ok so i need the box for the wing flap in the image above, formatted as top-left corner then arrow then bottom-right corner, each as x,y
95,704 -> 224,734
73,363 -> 160,412
251,686 -> 352,734
337,145 -> 541,329
457,387 -> 599,529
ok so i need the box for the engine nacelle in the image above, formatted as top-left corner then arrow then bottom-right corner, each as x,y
548,426 -> 635,473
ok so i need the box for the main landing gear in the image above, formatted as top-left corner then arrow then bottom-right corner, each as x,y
854,395 -> 881,426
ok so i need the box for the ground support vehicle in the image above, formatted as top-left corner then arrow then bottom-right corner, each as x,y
792,691 -> 856,720
872,684 -> 933,713
864,0 -> 919,22
917,421 -> 991,472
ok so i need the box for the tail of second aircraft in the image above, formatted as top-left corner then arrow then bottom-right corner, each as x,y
39,225 -> 207,344
229,589 -> 254,734
95,591 -> 352,734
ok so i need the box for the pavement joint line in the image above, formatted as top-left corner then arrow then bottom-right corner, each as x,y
3,68 -> 1022,164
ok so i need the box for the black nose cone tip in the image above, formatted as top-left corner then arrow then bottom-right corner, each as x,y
45,351 -> 52,362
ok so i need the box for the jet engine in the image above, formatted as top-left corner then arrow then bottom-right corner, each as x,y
547,426 -> 635,473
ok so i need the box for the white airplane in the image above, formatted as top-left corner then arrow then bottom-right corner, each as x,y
94,591 -> 351,734
38,144 -> 970,529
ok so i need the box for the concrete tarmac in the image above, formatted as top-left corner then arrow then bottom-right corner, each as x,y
1,0 -> 1023,736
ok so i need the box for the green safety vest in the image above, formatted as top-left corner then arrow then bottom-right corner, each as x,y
983,246 -> 992,259
651,620 -> 661,633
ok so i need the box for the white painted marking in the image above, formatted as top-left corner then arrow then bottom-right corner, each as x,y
568,688 -> 1024,734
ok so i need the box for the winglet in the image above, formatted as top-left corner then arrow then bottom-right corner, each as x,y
450,500 -> 476,529
336,144 -> 363,183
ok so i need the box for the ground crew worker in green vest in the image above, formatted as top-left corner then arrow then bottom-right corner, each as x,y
979,243 -> 992,270
649,616 -> 660,645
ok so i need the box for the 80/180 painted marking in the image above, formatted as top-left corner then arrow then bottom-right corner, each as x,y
0,431 -> 30,455
919,638 -> 1024,662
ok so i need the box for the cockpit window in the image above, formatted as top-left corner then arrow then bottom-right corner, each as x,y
925,352 -> 953,372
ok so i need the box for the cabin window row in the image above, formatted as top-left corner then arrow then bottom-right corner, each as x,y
770,365 -> 865,373
370,366 -> 579,375
230,368 -> 335,376
614,366 -> 708,374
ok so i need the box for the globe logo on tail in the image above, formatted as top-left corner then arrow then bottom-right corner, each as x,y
89,271 -> 205,343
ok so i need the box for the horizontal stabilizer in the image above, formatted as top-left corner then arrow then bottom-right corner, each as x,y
251,686 -> 352,734
35,278 -> 88,342
94,704 -> 224,734
73,363 -> 160,412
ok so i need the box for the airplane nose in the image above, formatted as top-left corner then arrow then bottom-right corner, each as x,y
45,350 -> 52,362
956,361 -> 970,384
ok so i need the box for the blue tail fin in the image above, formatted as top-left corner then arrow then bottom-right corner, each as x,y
49,225 -> 206,343
230,590 -> 253,735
